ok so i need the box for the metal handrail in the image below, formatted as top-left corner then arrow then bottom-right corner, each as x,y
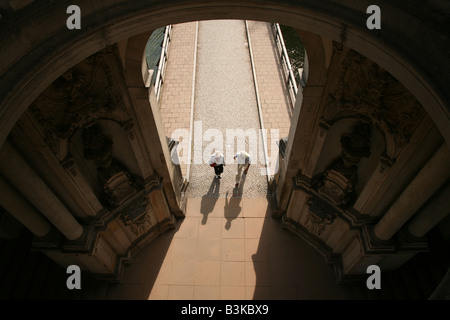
154,25 -> 172,101
272,23 -> 298,108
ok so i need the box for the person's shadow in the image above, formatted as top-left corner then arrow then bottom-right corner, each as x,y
200,178 -> 220,224
224,174 -> 246,230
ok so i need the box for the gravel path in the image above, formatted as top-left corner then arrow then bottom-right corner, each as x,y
186,20 -> 269,199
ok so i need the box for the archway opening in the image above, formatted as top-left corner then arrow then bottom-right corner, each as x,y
1,1 -> 449,300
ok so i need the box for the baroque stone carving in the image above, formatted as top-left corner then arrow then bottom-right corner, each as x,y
27,46 -> 129,161
318,170 -> 353,206
82,124 -> 140,207
323,48 -> 425,160
318,122 -> 371,207
305,196 -> 337,237
120,120 -> 136,140
120,197 -> 154,238
60,154 -> 77,176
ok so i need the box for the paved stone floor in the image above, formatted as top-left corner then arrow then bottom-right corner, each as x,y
117,197 -> 349,300
186,20 -> 268,199
246,20 -> 293,145
117,20 -> 352,300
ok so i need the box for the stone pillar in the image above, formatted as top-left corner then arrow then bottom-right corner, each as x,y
126,84 -> 184,217
0,174 -> 52,237
123,33 -> 185,218
353,115 -> 442,217
274,32 -> 342,216
0,141 -> 83,240
274,85 -> 325,215
407,182 -> 450,238
373,144 -> 450,241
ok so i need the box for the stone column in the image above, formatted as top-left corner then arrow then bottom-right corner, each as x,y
373,144 -> 450,241
275,85 -> 325,214
353,115 -> 442,217
0,174 -> 52,237
123,33 -> 184,218
0,141 -> 83,240
274,32 -> 341,216
407,182 -> 450,238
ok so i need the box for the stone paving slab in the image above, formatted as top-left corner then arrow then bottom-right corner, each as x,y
117,197 -> 349,300
157,20 -> 293,194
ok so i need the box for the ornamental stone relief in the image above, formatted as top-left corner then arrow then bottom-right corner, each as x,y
82,123 -> 141,207
27,46 -> 130,161
323,47 -> 425,160
119,196 -> 155,240
305,196 -> 337,237
318,122 -> 372,207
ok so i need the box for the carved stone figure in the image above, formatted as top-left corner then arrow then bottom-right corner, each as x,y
323,48 -> 425,161
27,47 -> 128,161
120,197 -> 154,239
305,196 -> 337,236
82,124 -> 139,207
318,122 -> 371,207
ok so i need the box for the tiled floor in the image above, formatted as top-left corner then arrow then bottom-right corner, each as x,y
117,195 -> 351,300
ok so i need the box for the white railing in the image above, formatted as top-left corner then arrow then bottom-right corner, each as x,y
271,23 -> 299,108
154,25 -> 172,101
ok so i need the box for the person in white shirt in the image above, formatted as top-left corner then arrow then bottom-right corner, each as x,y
209,151 -> 225,179
233,151 -> 251,187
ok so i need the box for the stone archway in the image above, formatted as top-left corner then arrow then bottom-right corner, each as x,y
0,0 -> 449,148
0,0 -> 449,286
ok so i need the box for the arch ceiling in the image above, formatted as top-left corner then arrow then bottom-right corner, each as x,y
0,0 -> 449,147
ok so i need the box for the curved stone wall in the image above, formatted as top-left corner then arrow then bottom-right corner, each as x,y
0,0 -> 449,147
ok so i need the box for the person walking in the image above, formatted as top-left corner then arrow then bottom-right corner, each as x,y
209,151 -> 225,179
234,150 -> 251,187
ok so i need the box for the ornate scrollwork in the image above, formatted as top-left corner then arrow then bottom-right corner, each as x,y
60,154 -> 77,176
119,197 -> 154,238
82,123 -> 140,207
120,120 -> 135,140
317,122 -> 371,207
323,49 -> 425,160
305,196 -> 337,237
27,46 -> 129,161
